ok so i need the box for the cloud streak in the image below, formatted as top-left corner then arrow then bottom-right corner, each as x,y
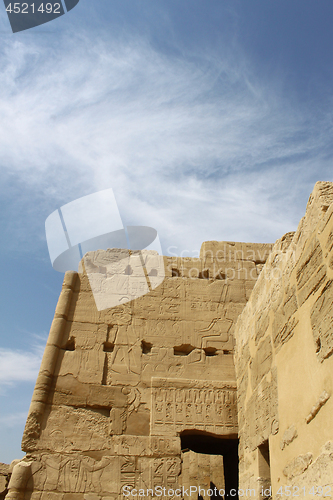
0,411 -> 28,428
0,346 -> 43,385
0,29 -> 332,255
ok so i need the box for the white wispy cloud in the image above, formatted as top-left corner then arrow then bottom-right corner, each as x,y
0,347 -> 43,385
0,29 -> 332,255
0,411 -> 28,428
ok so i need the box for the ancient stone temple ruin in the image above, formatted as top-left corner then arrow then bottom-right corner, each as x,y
5,182 -> 333,500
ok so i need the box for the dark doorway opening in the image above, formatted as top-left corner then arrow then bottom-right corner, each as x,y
181,432 -> 239,500
258,440 -> 271,499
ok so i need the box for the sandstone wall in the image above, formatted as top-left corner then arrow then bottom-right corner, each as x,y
233,182 -> 333,499
0,463 -> 9,500
8,241 -> 271,499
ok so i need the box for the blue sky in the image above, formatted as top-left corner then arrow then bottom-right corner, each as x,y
0,0 -> 332,463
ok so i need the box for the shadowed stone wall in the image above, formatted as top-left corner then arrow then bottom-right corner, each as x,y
0,464 -> 9,500
233,182 -> 333,498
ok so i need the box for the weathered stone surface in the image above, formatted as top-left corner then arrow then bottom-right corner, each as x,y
296,238 -> 323,289
180,451 -> 224,500
250,336 -> 272,389
233,182 -> 333,497
254,311 -> 270,345
283,453 -> 313,480
298,264 -> 327,306
305,390 -> 330,424
296,238 -> 327,306
280,425 -> 298,450
271,284 -> 299,352
273,313 -> 299,352
151,378 -> 237,436
0,464 -> 9,500
311,280 -> 333,362
245,368 -> 279,451
284,441 -> 333,489
10,240 -> 271,500
7,182 -> 333,500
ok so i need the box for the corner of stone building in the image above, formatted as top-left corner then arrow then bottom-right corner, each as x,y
0,463 -> 10,500
21,271 -> 78,453
233,181 -> 333,497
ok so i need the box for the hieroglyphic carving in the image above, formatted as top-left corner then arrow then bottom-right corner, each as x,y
311,280 -> 333,362
120,456 -> 137,493
109,436 -> 181,457
109,407 -> 127,435
119,457 -> 181,500
18,235 -> 275,499
151,379 -> 237,435
245,368 -> 278,451
26,454 -> 119,495
152,457 -> 181,493
194,318 -> 234,351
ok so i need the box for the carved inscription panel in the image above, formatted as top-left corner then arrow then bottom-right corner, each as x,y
151,378 -> 238,436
